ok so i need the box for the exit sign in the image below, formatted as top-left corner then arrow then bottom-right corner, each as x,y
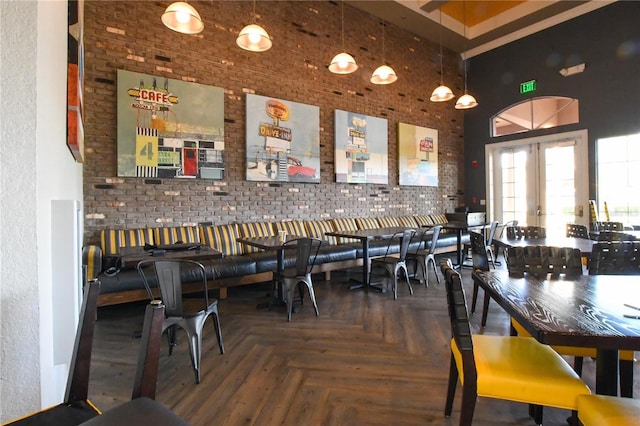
520,80 -> 537,94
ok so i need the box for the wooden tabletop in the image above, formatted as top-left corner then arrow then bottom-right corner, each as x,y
472,269 -> 640,395
472,269 -> 640,350
119,245 -> 222,268
325,226 -> 414,241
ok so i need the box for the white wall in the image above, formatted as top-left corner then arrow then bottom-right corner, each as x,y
0,0 -> 83,421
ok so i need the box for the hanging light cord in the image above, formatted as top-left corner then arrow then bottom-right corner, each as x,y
438,11 -> 444,84
341,1 -> 346,50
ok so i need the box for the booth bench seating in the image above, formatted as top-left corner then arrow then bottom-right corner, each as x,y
83,213 -> 476,307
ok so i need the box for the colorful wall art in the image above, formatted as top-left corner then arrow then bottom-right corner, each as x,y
117,70 -> 225,179
334,110 -> 388,184
398,122 -> 438,187
67,0 -> 84,162
246,94 -> 320,183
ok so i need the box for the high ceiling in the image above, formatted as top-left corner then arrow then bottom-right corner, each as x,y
348,0 -> 615,58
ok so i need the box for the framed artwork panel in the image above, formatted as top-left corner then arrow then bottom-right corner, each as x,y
117,70 -> 225,179
246,94 -> 320,183
334,110 -> 388,184
398,122 -> 438,187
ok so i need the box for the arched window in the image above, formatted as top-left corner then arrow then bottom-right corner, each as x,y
491,96 -> 579,137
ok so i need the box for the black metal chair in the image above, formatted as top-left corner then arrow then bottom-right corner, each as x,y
79,301 -> 191,426
406,226 -> 442,287
5,280 -> 102,426
369,229 -> 416,299
441,260 -> 589,426
137,259 -> 224,384
483,221 -> 500,268
280,237 -> 322,322
468,231 -> 492,327
493,220 -> 518,263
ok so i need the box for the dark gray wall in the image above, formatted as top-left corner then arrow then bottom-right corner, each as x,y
463,1 -> 640,211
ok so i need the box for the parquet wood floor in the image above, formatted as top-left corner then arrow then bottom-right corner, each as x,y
89,255 -> 638,425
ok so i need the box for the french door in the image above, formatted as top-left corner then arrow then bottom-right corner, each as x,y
486,130 -> 588,236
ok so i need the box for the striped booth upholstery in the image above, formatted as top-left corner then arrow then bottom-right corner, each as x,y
331,218 -> 359,244
355,217 -> 379,230
377,216 -> 401,228
238,222 -> 276,253
100,228 -> 155,255
430,214 -> 449,225
154,226 -> 200,246
305,220 -> 337,245
276,220 -> 308,238
200,224 -> 242,256
82,245 -> 102,279
398,215 -> 419,228
413,215 -> 435,227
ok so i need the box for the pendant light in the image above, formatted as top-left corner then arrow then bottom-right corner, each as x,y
430,9 -> 454,102
329,0 -> 358,74
237,0 -> 272,52
455,2 -> 478,110
371,21 -> 397,85
161,2 -> 204,35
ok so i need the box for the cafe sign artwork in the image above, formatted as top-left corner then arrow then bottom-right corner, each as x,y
116,69 -> 225,179
246,94 -> 320,183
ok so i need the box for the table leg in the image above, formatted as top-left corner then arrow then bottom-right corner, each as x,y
349,239 -> 369,290
256,248 -> 287,309
595,349 -> 619,396
454,228 -> 463,269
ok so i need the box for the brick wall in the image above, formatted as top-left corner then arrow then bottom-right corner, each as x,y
82,0 -> 465,245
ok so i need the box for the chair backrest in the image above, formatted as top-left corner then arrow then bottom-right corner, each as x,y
596,230 -> 634,242
398,229 -> 416,261
132,300 -> 165,400
566,223 -> 590,239
594,221 -> 624,231
283,237 -> 322,276
507,246 -> 583,277
469,231 -> 490,272
415,225 -> 442,256
506,225 -> 546,239
485,221 -> 499,245
137,259 -> 209,317
441,260 -> 478,389
65,279 -> 102,403
496,220 -> 518,239
588,241 -> 640,275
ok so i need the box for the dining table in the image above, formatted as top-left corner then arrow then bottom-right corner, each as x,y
324,226 -> 415,291
237,234 -> 299,309
473,269 -> 640,396
119,244 -> 222,268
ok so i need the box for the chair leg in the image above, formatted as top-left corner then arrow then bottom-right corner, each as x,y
210,308 -> 225,354
460,375 -> 478,426
620,359 -> 634,397
429,255 -> 441,285
573,356 -> 584,376
480,293 -> 490,327
444,354 -> 458,417
399,264 -> 413,296
286,281 -> 295,322
185,328 -> 203,384
531,404 -> 543,425
167,325 -> 178,356
486,246 -> 496,269
470,280 -> 479,313
305,279 -> 319,316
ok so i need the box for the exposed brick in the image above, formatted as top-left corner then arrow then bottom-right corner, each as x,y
82,1 -> 465,245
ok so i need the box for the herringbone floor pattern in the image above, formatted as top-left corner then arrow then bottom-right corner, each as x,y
89,257 -> 637,425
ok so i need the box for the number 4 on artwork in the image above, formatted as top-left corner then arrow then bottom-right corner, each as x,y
135,135 -> 158,166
